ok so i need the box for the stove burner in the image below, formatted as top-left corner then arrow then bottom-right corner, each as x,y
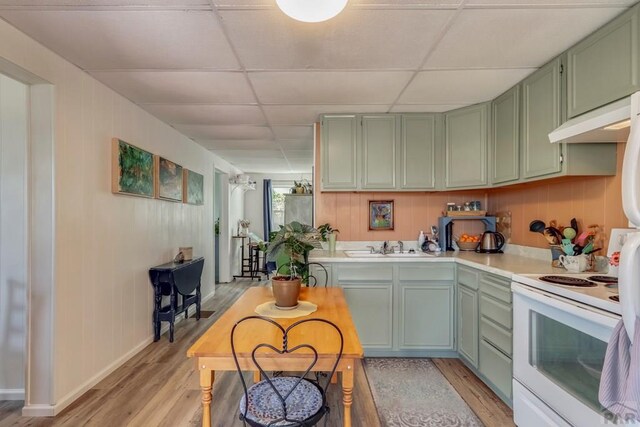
587,276 -> 618,284
539,275 -> 597,287
610,295 -> 619,302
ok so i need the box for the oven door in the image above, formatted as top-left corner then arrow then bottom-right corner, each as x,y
512,282 -> 620,427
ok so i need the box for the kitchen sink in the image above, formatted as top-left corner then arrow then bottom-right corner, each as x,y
343,250 -> 386,258
343,250 -> 435,258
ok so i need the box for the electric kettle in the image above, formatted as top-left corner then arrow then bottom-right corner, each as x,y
476,231 -> 505,253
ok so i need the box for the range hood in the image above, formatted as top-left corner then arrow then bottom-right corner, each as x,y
548,96 -> 631,143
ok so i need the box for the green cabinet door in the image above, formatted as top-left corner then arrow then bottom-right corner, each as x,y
342,282 -> 394,350
492,86 -> 520,184
458,284 -> 479,368
521,58 -> 562,179
399,114 -> 437,189
361,115 -> 397,189
445,103 -> 489,188
321,115 -> 358,190
567,5 -> 640,118
398,283 -> 454,350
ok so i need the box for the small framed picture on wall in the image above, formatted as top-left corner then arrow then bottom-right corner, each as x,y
369,200 -> 394,231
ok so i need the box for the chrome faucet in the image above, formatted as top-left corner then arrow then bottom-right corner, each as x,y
382,241 -> 389,254
398,241 -> 404,254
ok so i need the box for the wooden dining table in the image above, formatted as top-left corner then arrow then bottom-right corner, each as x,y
187,286 -> 364,427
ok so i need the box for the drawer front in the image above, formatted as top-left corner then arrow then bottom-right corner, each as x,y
337,265 -> 393,282
480,295 -> 512,330
480,317 -> 512,356
457,266 -> 480,290
480,274 -> 511,303
480,339 -> 513,400
398,264 -> 455,282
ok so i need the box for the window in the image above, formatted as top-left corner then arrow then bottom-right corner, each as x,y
271,186 -> 289,232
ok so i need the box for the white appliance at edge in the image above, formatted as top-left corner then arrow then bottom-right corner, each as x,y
620,90 -> 640,344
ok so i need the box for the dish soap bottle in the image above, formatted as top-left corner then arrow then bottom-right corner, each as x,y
418,230 -> 426,248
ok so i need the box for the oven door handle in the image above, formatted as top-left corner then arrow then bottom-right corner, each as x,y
512,282 -> 621,328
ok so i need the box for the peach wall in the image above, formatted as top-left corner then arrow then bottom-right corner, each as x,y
488,143 -> 627,252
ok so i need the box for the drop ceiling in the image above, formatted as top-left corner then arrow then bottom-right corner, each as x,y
0,0 -> 635,173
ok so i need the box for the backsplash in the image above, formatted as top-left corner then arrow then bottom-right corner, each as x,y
487,142 -> 627,254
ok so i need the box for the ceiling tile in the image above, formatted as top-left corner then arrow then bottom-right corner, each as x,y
225,157 -> 293,173
263,104 -> 387,125
220,8 -> 454,70
398,69 -> 535,104
215,149 -> 284,159
143,104 -> 265,125
424,7 -> 628,69
0,11 -> 238,69
249,71 -> 412,104
174,125 -> 272,140
278,140 -> 314,150
284,150 -> 313,159
272,125 -> 313,140
90,71 -> 254,103
390,104 -> 467,113
196,139 -> 280,150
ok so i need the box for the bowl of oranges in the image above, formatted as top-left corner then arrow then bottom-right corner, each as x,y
456,234 -> 481,251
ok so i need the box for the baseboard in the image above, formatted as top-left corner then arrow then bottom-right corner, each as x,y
25,288 -> 217,417
22,404 -> 55,417
0,388 -> 25,400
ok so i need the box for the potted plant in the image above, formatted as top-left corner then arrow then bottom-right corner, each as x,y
318,223 -> 340,252
292,180 -> 306,194
265,221 -> 321,308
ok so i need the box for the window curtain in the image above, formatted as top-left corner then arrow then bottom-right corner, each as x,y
263,179 -> 273,241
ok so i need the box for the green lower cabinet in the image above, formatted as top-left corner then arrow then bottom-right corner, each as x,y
479,339 -> 513,402
341,282 -> 394,350
457,284 -> 479,368
398,283 -> 454,350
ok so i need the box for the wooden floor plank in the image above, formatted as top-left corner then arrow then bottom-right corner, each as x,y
433,358 -> 515,427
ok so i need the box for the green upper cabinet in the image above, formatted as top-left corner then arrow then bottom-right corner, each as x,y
399,114 -> 437,190
567,5 -> 640,118
521,58 -> 563,180
361,115 -> 397,190
491,86 -> 520,185
321,115 -> 358,190
445,103 -> 489,189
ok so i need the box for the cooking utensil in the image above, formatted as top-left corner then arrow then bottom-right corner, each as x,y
543,228 -> 560,245
571,218 -> 579,235
562,239 -> 575,255
563,227 -> 577,240
529,220 -> 546,234
582,241 -> 594,254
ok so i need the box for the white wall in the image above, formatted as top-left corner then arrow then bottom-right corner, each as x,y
0,18 -> 243,413
0,73 -> 28,400
244,173 -> 312,239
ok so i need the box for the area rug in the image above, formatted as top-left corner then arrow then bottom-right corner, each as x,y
365,358 -> 483,427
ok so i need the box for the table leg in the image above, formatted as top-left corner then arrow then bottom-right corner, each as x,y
342,364 -> 354,427
200,369 -> 214,427
253,371 -> 261,383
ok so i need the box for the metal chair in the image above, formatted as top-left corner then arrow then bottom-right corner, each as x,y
306,263 -> 329,288
231,316 -> 344,427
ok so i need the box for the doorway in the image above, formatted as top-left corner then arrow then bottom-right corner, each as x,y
0,73 -> 28,401
214,170 -> 223,283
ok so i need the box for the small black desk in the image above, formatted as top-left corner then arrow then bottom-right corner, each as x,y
149,257 -> 204,342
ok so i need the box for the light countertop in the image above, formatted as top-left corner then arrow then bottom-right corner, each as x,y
309,249 -> 565,279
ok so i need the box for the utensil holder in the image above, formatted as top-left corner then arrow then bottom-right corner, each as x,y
550,245 -> 563,268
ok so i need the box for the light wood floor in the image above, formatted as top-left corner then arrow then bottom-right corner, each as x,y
0,280 -> 513,427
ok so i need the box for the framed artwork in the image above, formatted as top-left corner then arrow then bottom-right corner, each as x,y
369,200 -> 394,230
183,169 -> 204,205
156,156 -> 183,202
111,138 -> 155,198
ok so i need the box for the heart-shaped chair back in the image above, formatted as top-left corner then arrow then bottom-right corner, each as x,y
231,316 -> 344,426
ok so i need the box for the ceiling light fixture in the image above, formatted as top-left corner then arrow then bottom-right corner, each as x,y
276,0 -> 348,23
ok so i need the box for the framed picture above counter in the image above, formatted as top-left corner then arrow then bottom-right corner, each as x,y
369,200 -> 394,230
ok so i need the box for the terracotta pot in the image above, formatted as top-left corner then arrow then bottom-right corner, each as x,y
295,187 -> 305,194
272,276 -> 301,308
